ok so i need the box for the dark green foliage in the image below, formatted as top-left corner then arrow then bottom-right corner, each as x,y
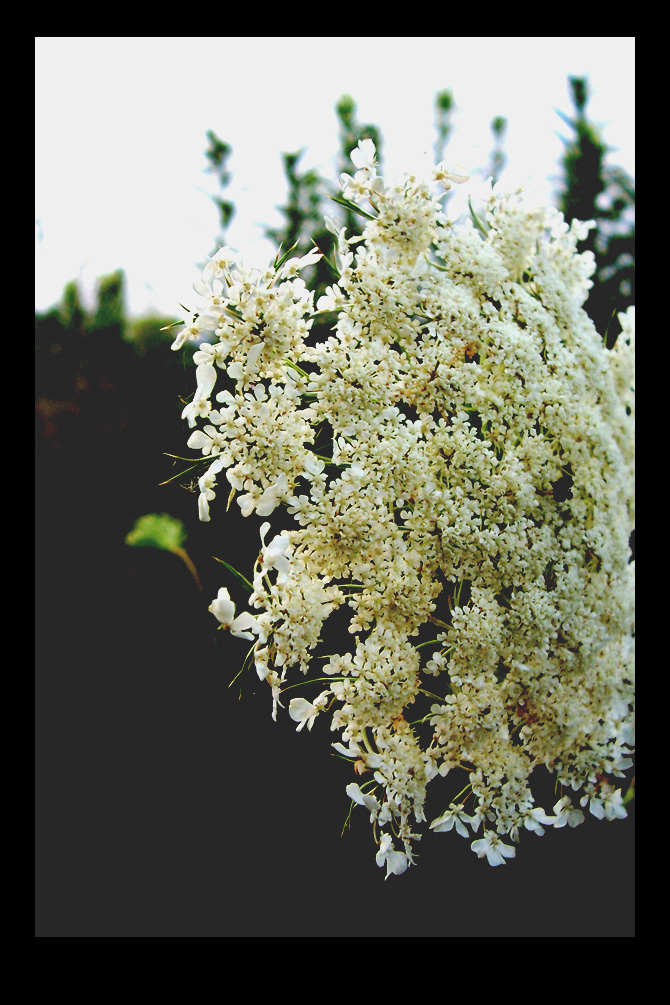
434,89 -> 454,165
557,76 -> 635,344
205,129 -> 235,249
60,279 -> 86,332
488,115 -> 507,186
265,149 -> 324,256
258,95 -> 385,311
334,94 -> 383,240
335,93 -> 383,176
35,272 -> 187,459
92,269 -> 126,336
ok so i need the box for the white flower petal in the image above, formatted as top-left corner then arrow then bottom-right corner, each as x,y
208,588 -> 235,625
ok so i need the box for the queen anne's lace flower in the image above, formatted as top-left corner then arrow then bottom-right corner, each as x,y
208,587 -> 261,641
288,691 -> 330,732
471,832 -> 517,867
429,803 -> 479,837
174,140 -> 634,875
375,833 -> 409,878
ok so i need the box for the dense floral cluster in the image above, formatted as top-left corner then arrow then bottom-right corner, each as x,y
173,140 -> 634,876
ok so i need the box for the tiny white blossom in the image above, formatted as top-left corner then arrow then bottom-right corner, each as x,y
277,247 -> 322,280
552,796 -> 585,829
471,833 -> 516,867
581,784 -> 628,821
201,246 -> 237,286
208,587 -> 260,641
181,396 -> 211,429
425,650 -> 448,676
350,138 -> 377,171
259,522 -> 292,581
187,428 -> 217,455
346,782 -> 380,820
433,161 -> 470,188
523,807 -> 557,836
430,803 -> 478,838
375,833 -> 408,879
288,691 -> 330,732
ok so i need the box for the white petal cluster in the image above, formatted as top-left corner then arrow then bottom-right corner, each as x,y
174,140 -> 634,875
208,587 -> 261,641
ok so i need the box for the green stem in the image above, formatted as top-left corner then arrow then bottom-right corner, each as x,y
622,776 -> 635,805
361,727 -> 376,755
418,688 -> 446,703
159,462 -> 206,486
283,358 -> 310,380
172,546 -> 203,596
212,556 -> 255,592
279,677 -> 345,693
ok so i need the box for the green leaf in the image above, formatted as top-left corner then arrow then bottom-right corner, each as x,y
159,460 -> 207,486
468,197 -> 489,237
224,305 -> 245,322
274,241 -> 300,271
622,778 -> 635,806
310,309 -> 341,325
125,513 -> 187,553
554,108 -> 577,131
212,556 -> 254,592
329,195 -> 377,221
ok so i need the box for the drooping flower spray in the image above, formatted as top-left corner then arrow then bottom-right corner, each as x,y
171,140 -> 634,876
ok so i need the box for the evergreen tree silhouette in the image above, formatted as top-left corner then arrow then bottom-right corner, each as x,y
557,76 -> 635,345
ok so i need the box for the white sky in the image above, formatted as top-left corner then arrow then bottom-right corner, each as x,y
35,37 -> 635,320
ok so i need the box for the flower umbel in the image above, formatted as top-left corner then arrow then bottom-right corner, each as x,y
173,139 -> 635,875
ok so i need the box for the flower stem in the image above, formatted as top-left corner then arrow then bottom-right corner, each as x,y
172,546 -> 203,596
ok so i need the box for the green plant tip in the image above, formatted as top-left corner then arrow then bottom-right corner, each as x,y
125,513 -> 187,553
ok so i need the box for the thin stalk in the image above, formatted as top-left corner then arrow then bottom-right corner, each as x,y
172,546 -> 203,596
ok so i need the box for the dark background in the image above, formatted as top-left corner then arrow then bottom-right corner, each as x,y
35,307 -> 634,938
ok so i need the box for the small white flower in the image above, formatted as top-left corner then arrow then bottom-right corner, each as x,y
277,247 -> 322,280
259,522 -> 292,581
171,318 -> 202,351
186,428 -> 217,455
430,803 -> 477,838
523,806 -> 556,835
350,138 -> 377,171
581,784 -> 628,821
201,246 -> 237,285
208,587 -> 260,641
346,782 -> 380,820
471,832 -> 516,867
244,474 -> 289,518
196,457 -> 224,522
288,698 -> 318,732
181,396 -> 211,429
425,651 -> 447,676
332,739 -> 363,758
433,161 -> 470,189
552,796 -> 585,829
375,833 -> 408,879
195,363 -> 217,399
316,284 -> 345,312
288,691 -> 330,732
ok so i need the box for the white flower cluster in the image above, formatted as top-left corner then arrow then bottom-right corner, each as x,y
173,141 -> 634,876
